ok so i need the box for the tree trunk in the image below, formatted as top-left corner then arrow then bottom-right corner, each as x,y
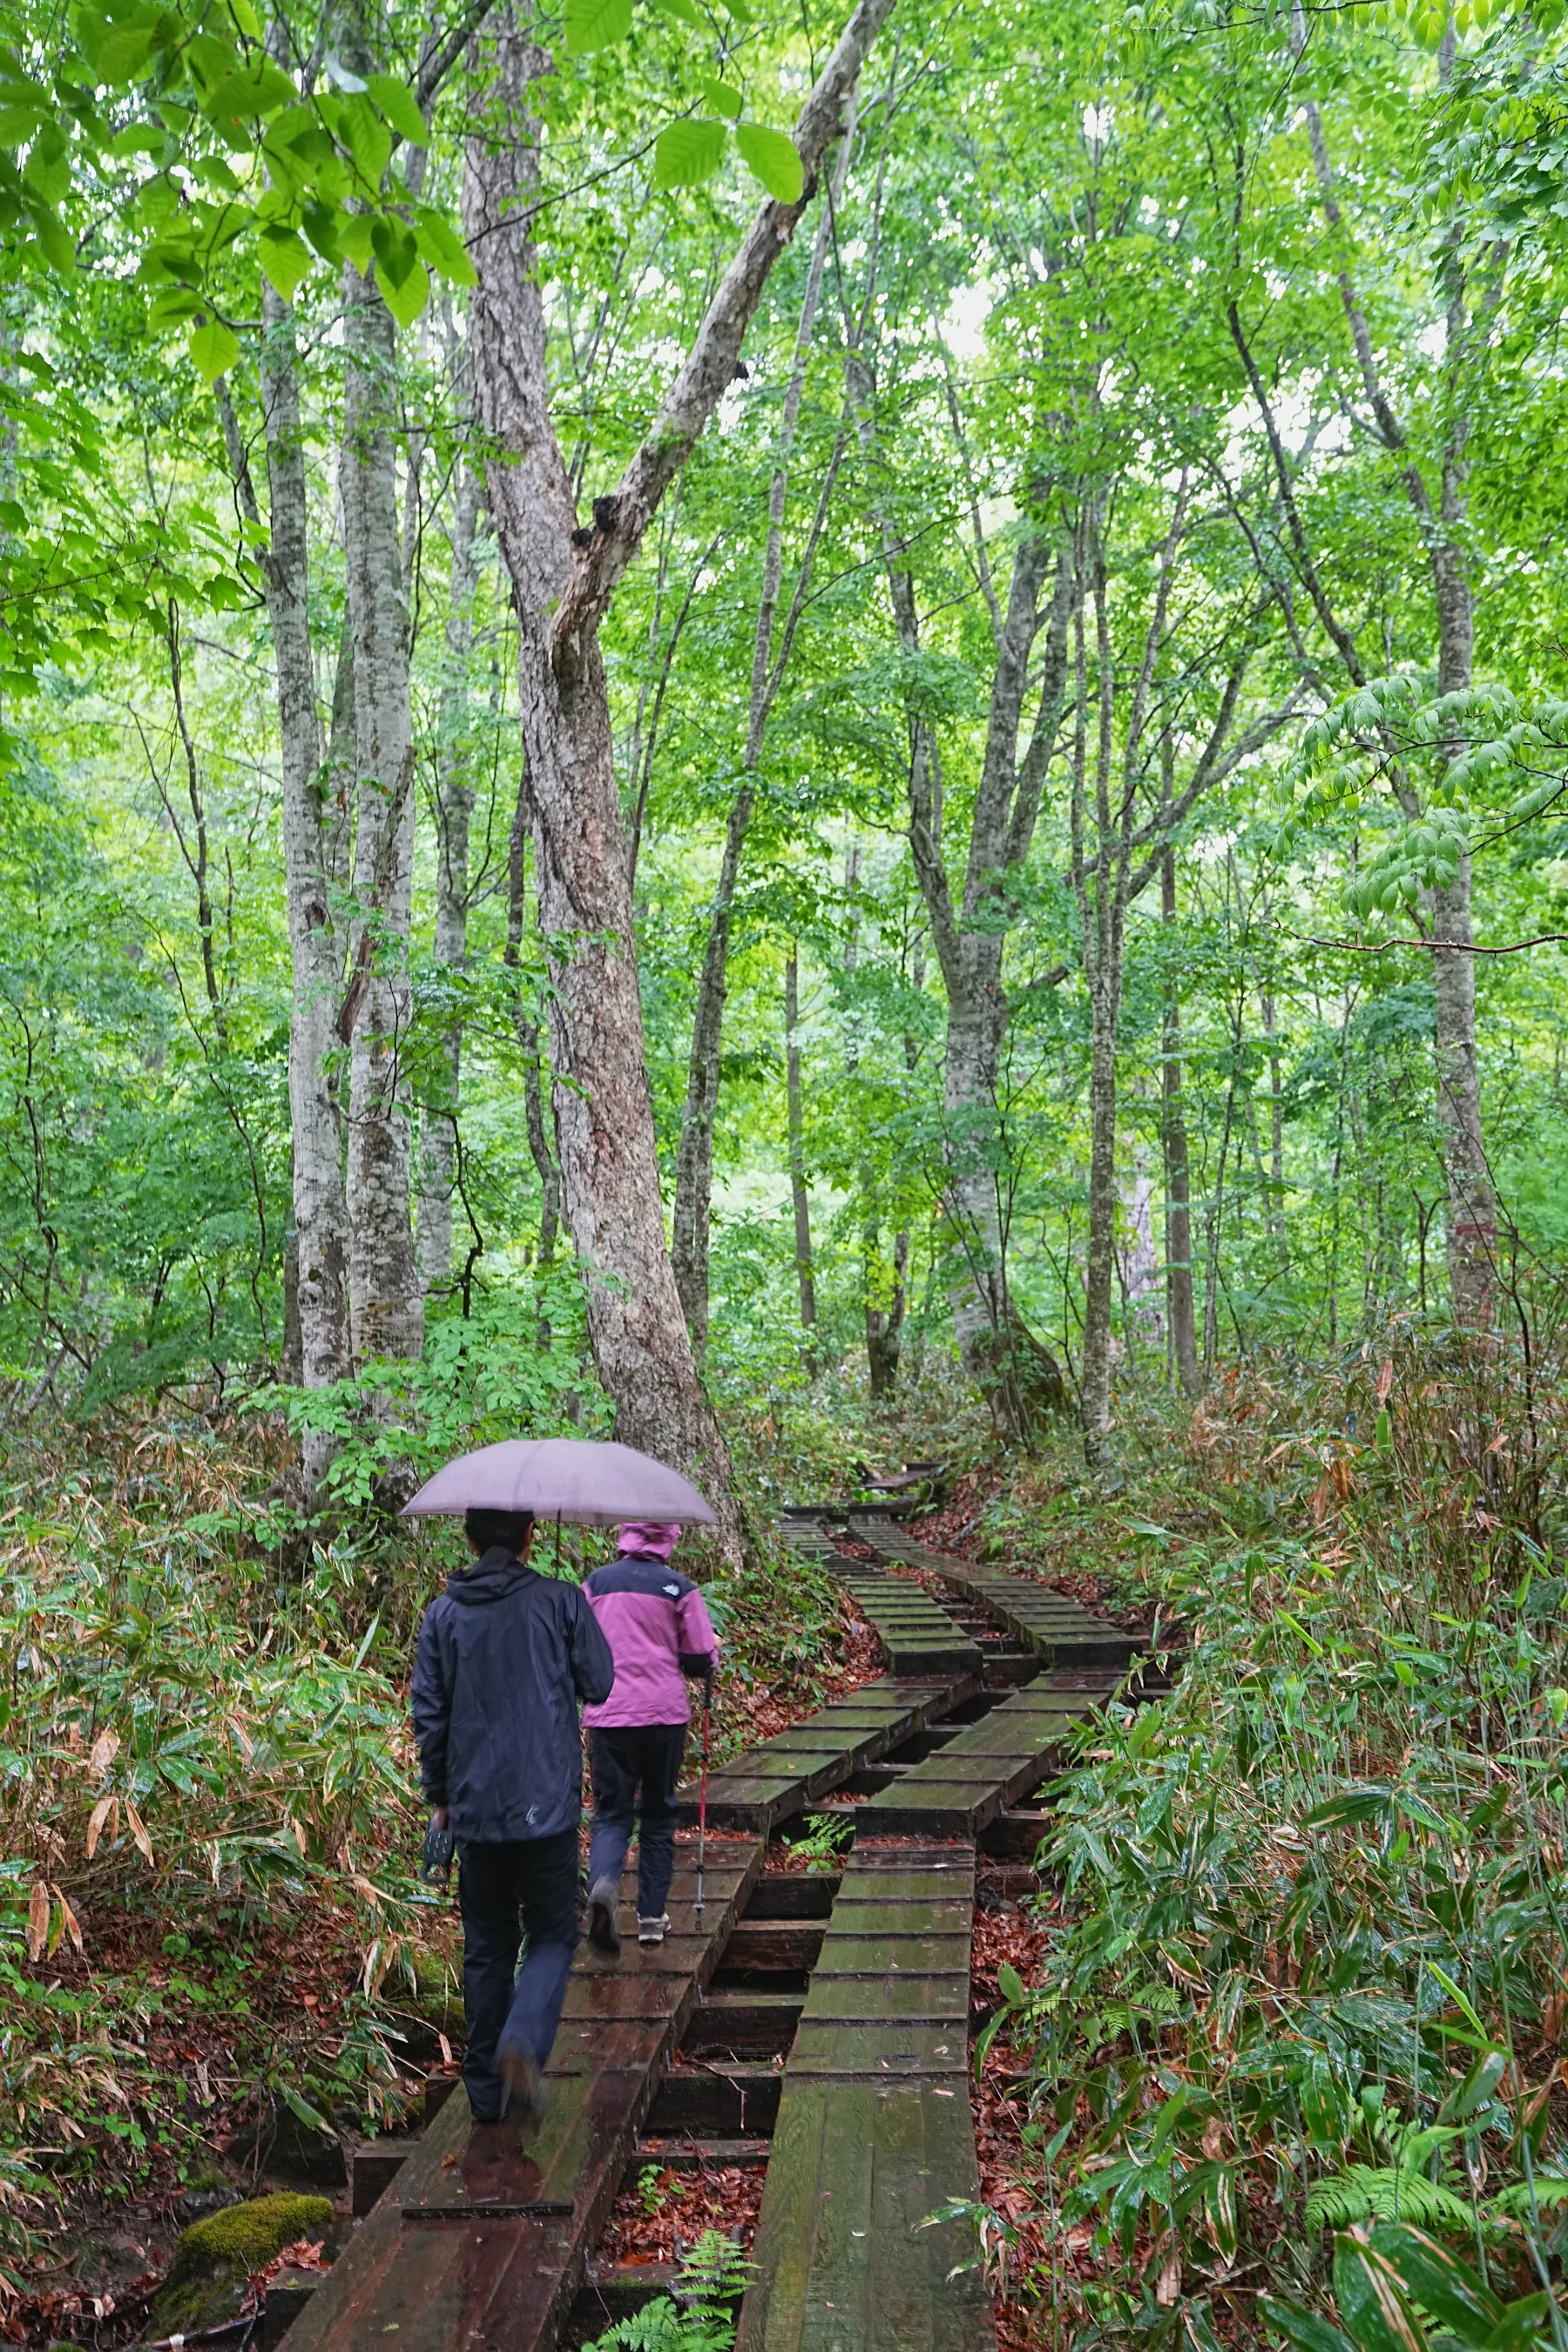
670,125 -> 855,1356
784,949 -> 817,1343
504,768 -> 561,1334
853,382 -> 1071,1433
1289,30 -> 1495,1324
340,260 -> 423,1366
417,459 -> 483,1296
1429,525 -> 1494,1321
865,1227 -> 907,1398
464,0 -> 894,1528
1078,962 -> 1121,1461
1161,848 -> 1200,1398
671,779 -> 752,1357
251,285 -> 352,1488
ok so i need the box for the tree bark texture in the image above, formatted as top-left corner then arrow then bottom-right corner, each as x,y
1160,848 -> 1200,1398
417,458 -> 483,1295
251,289 -> 352,1482
670,120 -> 856,1356
340,260 -> 423,1366
465,0 -> 895,1527
784,950 -> 817,1342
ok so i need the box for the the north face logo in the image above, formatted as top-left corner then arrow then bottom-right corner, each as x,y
663,1583 -> 679,1597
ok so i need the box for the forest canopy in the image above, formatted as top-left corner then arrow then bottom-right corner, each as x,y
0,0 -> 1565,1493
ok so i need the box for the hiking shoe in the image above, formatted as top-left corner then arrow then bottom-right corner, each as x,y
638,1913 -> 672,1945
586,1876 -> 622,1956
497,2044 -> 547,2133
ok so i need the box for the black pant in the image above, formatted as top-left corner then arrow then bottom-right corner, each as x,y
587,1723 -> 687,1919
457,1829 -> 579,2121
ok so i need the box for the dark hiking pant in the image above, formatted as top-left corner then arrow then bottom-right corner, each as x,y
586,1723 -> 687,1920
457,1829 -> 579,2121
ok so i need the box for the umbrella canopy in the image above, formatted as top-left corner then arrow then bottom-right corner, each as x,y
400,1437 -> 716,1528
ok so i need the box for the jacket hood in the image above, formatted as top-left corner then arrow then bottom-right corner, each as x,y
446,1547 -> 536,1605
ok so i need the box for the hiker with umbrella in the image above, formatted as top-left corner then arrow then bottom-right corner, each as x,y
404,1440 -> 714,2133
581,1522 -> 720,1955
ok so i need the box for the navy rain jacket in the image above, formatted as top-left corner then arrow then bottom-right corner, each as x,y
412,1547 -> 615,1842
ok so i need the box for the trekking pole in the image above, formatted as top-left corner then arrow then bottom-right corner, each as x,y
694,1668 -> 713,1913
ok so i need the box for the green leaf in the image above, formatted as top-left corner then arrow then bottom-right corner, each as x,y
735,120 -> 803,202
338,211 -> 375,272
1484,2293 -> 1554,2352
1367,2226 -> 1502,2343
258,226 -> 312,301
1331,2234 -> 1428,2352
700,75 -> 743,118
279,2081 -> 335,2134
1259,2297 -> 1356,2352
188,317 -> 240,384
367,73 -> 429,147
378,255 -> 429,328
1305,1784 -> 1395,1829
997,1961 -> 1025,2007
413,206 -> 476,287
1436,2048 -> 1509,2126
565,0 -> 633,51
1425,1960 -> 1488,2040
652,118 -> 727,189
24,199 -> 76,274
647,0 -> 706,21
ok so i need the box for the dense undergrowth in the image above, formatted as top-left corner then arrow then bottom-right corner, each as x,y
965,1334 -> 1568,2352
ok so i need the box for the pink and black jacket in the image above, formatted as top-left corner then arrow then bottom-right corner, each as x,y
581,1554 -> 720,1730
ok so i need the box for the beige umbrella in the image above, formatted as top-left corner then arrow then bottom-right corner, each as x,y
400,1436 -> 716,1526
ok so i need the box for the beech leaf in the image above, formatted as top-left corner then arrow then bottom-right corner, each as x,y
188,317 -> 240,385
735,121 -> 803,203
259,226 -> 312,301
565,0 -> 633,51
700,76 -> 744,119
367,73 -> 429,148
413,206 -> 476,287
378,255 -> 429,328
652,118 -> 727,190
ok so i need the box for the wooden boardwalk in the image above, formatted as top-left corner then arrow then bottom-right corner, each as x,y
284,1510 -> 1138,2352
287,1848 -> 761,2352
853,1518 -> 1140,1669
736,1842 -> 995,2352
861,1675 -> 1118,1835
683,1676 -> 975,1831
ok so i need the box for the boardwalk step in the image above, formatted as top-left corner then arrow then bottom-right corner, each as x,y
645,2063 -> 785,2136
735,1840 -> 995,2352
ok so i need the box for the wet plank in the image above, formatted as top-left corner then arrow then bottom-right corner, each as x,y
860,1674 -> 1119,1833
735,1839 -> 993,2352
853,1521 -> 1139,1668
682,1677 -> 971,1830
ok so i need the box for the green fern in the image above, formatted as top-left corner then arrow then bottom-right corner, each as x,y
1306,2166 -> 1475,2232
580,2232 -> 752,2352
1486,2176 -> 1568,2219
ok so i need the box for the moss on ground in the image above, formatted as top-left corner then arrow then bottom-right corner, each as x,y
150,2192 -> 334,2335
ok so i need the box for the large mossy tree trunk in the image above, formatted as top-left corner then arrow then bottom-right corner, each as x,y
463,0 -> 896,1536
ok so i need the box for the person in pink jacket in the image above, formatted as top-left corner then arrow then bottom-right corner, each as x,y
581,1521 -> 720,1952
